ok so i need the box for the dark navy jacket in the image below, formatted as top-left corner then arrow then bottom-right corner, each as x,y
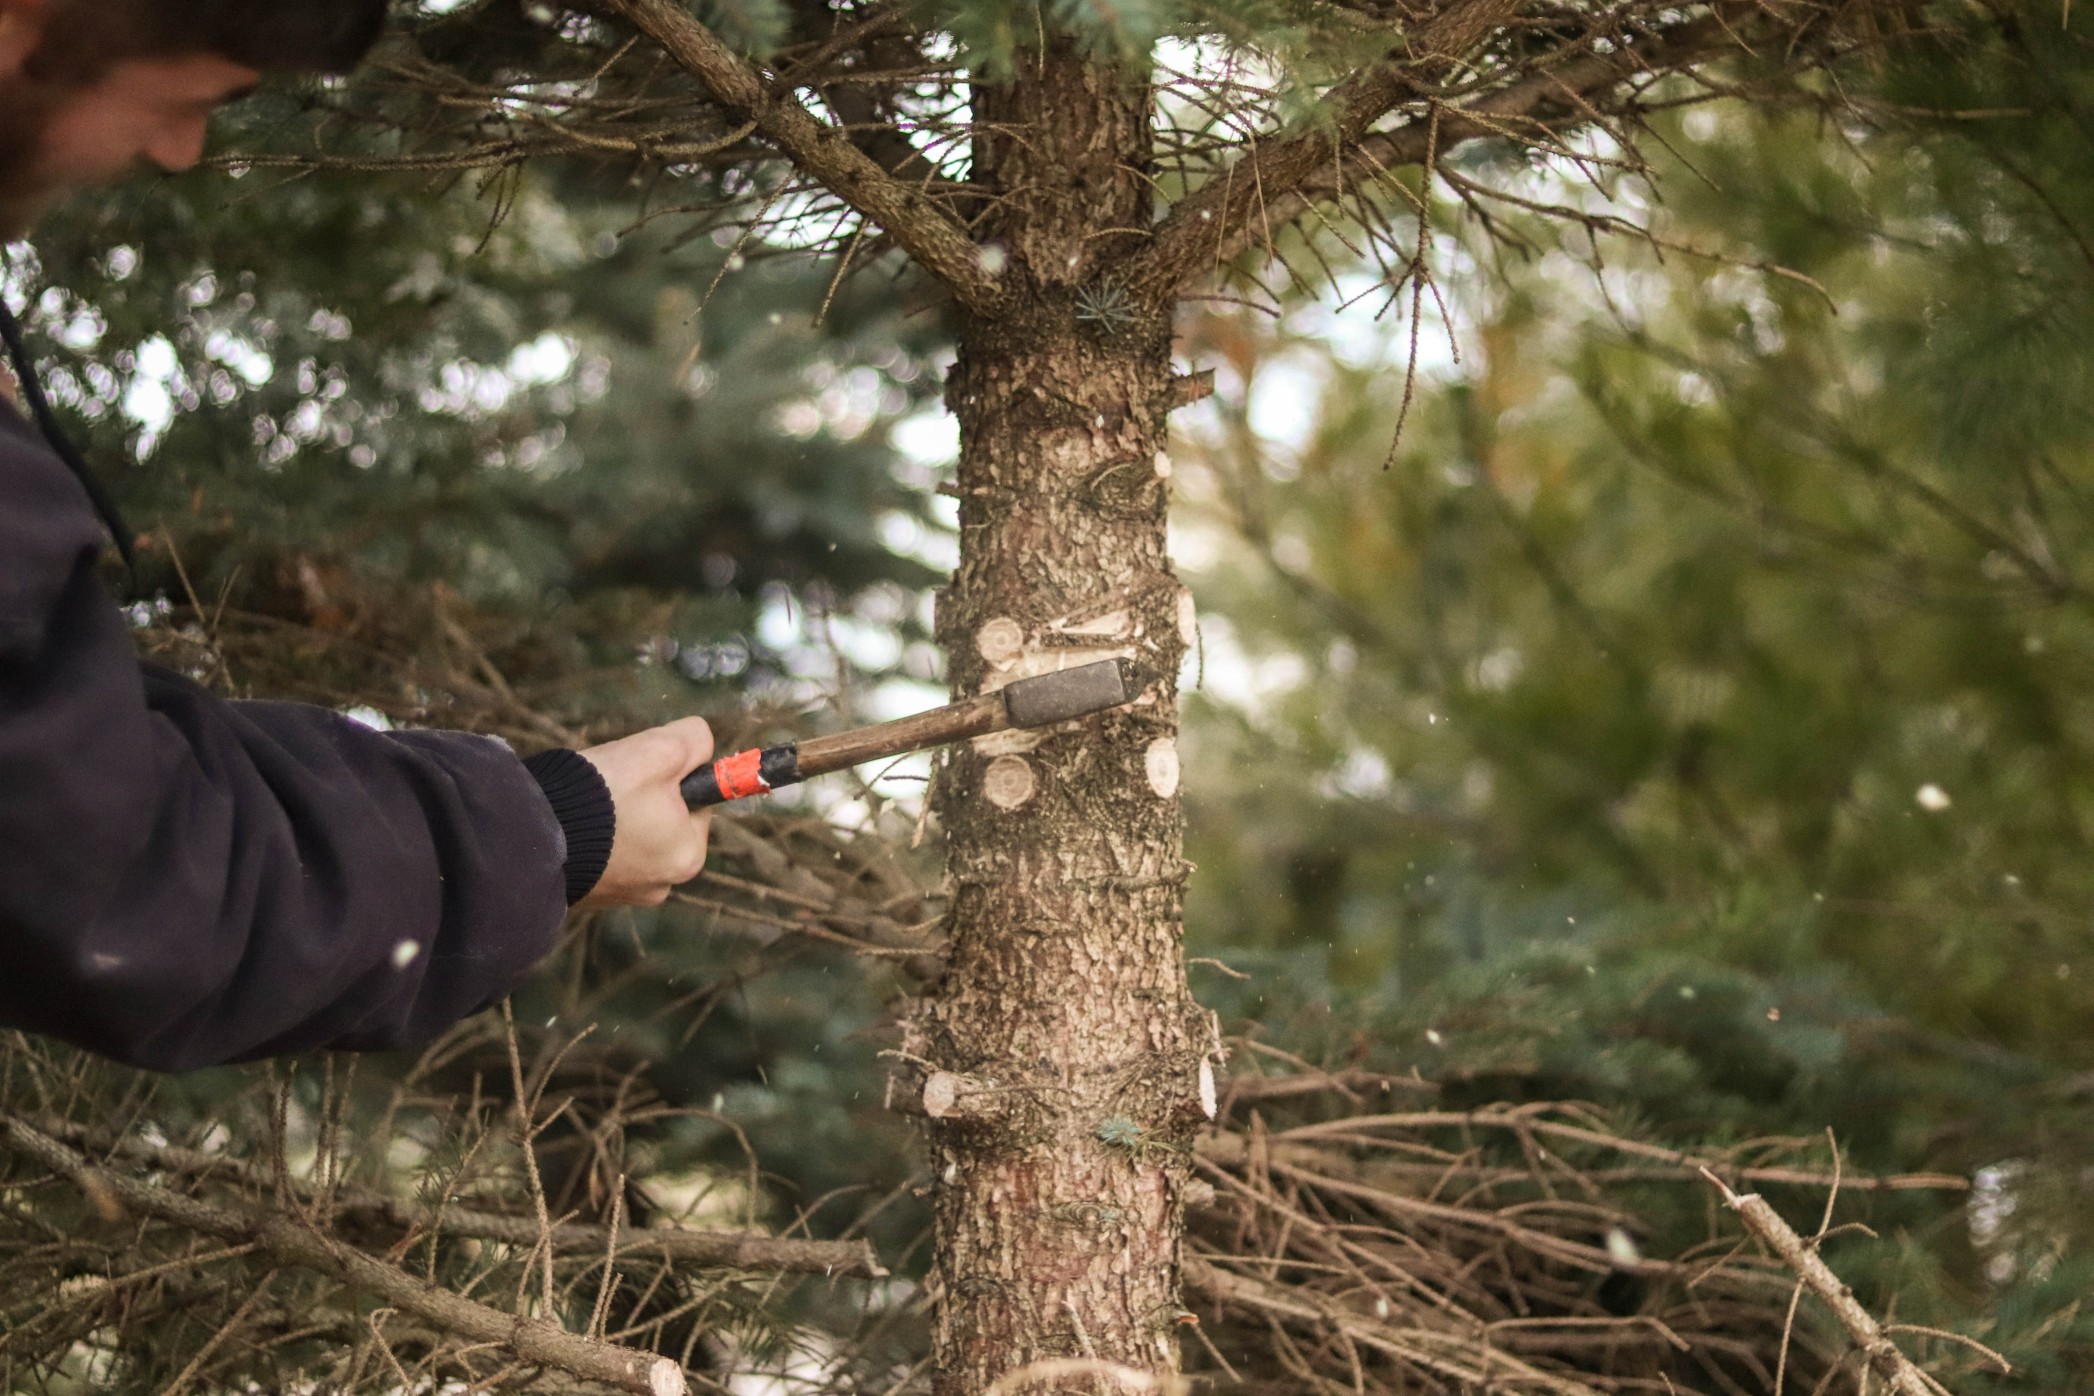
0,402 -> 610,1071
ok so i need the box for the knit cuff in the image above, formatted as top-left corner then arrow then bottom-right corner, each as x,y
522,749 -> 617,905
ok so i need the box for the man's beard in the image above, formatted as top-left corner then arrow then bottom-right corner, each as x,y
0,77 -> 76,242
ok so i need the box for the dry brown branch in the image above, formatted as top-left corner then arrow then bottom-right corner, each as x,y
1239,1107 -> 1970,1194
209,127 -> 758,175
0,1113 -> 688,1396
1223,1068 -> 1436,1106
670,892 -> 931,958
26,1115 -> 882,1276
348,1192 -> 888,1278
1196,1129 -> 1966,1196
1700,1170 -> 1996,1396
1170,1073 -> 1991,1394
1187,1256 -> 1610,1395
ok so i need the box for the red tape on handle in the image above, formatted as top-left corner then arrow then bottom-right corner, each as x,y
712,748 -> 771,801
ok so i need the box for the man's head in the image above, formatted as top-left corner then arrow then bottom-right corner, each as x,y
0,0 -> 386,234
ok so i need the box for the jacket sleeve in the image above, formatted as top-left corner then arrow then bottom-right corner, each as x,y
0,420 -> 608,1072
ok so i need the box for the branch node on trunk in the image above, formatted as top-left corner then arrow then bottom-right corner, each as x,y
977,617 -> 1026,668
983,754 -> 1039,809
1144,739 -> 1181,799
1161,371 -> 1216,411
889,1067 -> 1027,1130
923,1070 -> 969,1119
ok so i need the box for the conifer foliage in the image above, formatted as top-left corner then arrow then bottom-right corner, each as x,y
0,0 -> 2021,1391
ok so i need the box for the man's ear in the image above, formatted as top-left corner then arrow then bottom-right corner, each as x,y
0,0 -> 49,78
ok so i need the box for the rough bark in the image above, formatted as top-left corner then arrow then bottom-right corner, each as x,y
904,40 -> 1207,1396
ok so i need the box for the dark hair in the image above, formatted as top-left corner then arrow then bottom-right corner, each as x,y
190,0 -> 391,73
44,0 -> 389,76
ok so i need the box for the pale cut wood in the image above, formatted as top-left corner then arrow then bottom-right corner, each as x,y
887,1069 -> 1020,1127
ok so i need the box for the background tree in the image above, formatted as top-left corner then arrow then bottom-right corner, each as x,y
1175,5 -> 2094,1382
285,0 -> 1903,1386
0,0 -> 2071,1391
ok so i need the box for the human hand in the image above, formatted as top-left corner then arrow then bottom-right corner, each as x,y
574,718 -> 714,908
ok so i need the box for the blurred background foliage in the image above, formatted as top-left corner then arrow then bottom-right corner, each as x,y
19,96 -> 954,736
5,88 -> 958,1383
5,0 -> 2094,1386
1175,3 -> 2094,1377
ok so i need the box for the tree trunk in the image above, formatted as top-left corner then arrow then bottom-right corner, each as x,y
904,41 -> 1205,1396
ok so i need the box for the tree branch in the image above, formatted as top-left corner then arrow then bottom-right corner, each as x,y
603,0 -> 1001,311
1120,0 -> 1522,297
1122,13 -> 1737,297
343,1195 -> 888,1278
0,1113 -> 686,1396
27,1115 -> 885,1278
1702,1169 -> 1987,1395
1184,1255 -> 1603,1393
779,0 -> 966,198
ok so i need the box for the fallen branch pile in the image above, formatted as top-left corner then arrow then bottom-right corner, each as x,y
0,589 -> 1993,1394
1184,1083 -> 1981,1395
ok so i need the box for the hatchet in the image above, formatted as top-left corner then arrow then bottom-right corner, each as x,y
681,658 -> 1144,808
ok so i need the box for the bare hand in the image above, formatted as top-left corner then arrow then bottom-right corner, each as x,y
574,718 -> 714,908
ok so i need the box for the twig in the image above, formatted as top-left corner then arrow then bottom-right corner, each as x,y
154,1268 -> 278,1396
502,1000 -> 561,1322
27,1115 -> 881,1275
0,1112 -> 687,1396
1699,1168 -> 1984,1396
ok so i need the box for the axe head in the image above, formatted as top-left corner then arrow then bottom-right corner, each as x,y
1002,658 -> 1144,729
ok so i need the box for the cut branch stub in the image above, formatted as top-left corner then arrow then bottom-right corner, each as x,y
982,753 -> 1038,809
1144,738 -> 1180,799
976,616 -> 1027,668
923,1070 -> 969,1120
1162,370 -> 1216,412
889,1068 -> 1024,1130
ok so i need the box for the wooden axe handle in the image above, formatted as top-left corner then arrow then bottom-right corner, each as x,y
680,658 -> 1142,808
681,692 -> 1008,808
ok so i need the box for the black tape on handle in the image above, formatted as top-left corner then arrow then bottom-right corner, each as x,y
682,744 -> 803,808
